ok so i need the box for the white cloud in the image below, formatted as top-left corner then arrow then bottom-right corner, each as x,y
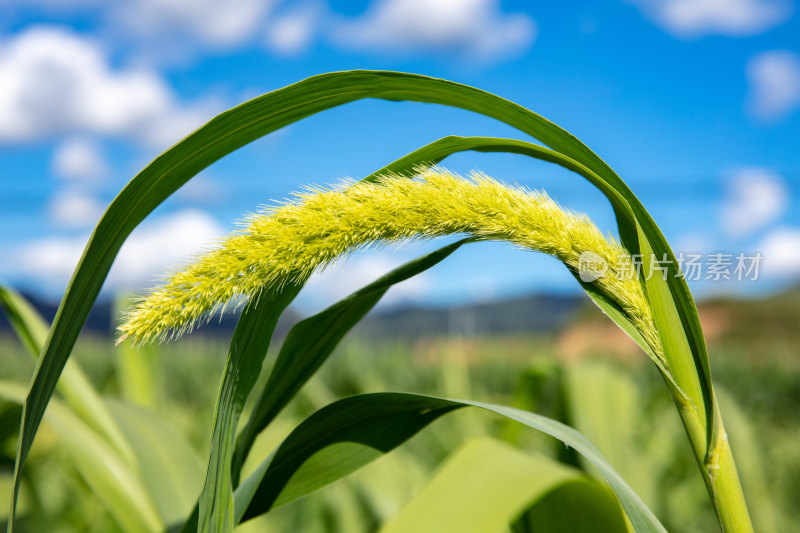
4,0 -> 277,63
719,167 -> 788,238
303,252 -> 430,309
0,27 -> 167,140
265,5 -> 319,55
14,209 -> 225,292
7,1 -> 535,68
331,0 -> 536,63
747,50 -> 800,121
12,236 -> 85,295
630,0 -> 791,37
757,226 -> 800,277
0,26 -> 215,147
112,0 -> 275,49
48,190 -> 106,228
108,208 -> 225,288
51,137 -> 108,181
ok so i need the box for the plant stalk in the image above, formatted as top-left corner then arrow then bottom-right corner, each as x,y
672,391 -> 754,533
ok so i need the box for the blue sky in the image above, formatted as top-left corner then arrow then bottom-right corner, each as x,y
1,0 -> 799,313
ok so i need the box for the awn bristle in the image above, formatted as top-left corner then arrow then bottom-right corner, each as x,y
118,168 -> 663,364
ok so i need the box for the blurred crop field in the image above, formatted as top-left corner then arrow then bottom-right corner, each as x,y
2,289 -> 798,533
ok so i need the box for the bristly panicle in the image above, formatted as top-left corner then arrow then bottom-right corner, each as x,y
118,168 -> 664,363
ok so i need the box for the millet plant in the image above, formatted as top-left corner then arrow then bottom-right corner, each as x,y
6,71 -> 753,532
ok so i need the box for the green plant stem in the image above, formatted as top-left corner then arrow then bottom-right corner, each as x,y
671,392 -> 753,533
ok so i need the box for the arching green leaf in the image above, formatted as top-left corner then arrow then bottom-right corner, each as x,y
10,71 -> 713,531
380,437 -> 627,533
231,393 -> 665,532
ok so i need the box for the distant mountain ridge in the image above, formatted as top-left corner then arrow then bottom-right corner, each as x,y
6,288 -> 799,345
0,291 -> 585,341
353,293 -> 584,339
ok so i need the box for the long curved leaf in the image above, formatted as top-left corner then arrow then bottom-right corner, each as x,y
370,135 -> 710,423
380,437 -> 627,533
0,286 -> 49,357
511,479 -> 630,533
0,285 -> 136,467
211,130 -> 619,528
197,283 -> 301,533
364,136 -> 684,393
229,392 -> 666,532
217,133 -> 690,530
192,238 -> 473,532
105,400 -> 205,526
0,382 -> 161,533
232,237 -> 474,479
229,133 -> 683,483
195,134 -> 631,531
11,70 -> 712,528
563,360 -> 660,507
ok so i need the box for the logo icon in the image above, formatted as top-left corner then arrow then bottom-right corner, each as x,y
578,251 -> 608,282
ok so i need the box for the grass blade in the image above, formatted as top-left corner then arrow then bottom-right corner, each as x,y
511,480 -> 630,533
362,131 -> 732,525
0,382 -> 161,533
380,437 -> 627,533
0,285 -> 136,467
197,283 -> 301,533
8,70 -> 723,530
0,286 -> 48,357
365,136 -> 675,380
114,294 -> 160,408
7,74 -> 656,520
563,360 -> 660,507
227,132 -> 678,480
232,238 -> 473,480
106,400 -> 205,526
372,134 -> 713,432
231,392 -> 666,533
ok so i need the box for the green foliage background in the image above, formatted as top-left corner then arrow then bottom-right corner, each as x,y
1,71 -> 774,532
2,288 -> 796,531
